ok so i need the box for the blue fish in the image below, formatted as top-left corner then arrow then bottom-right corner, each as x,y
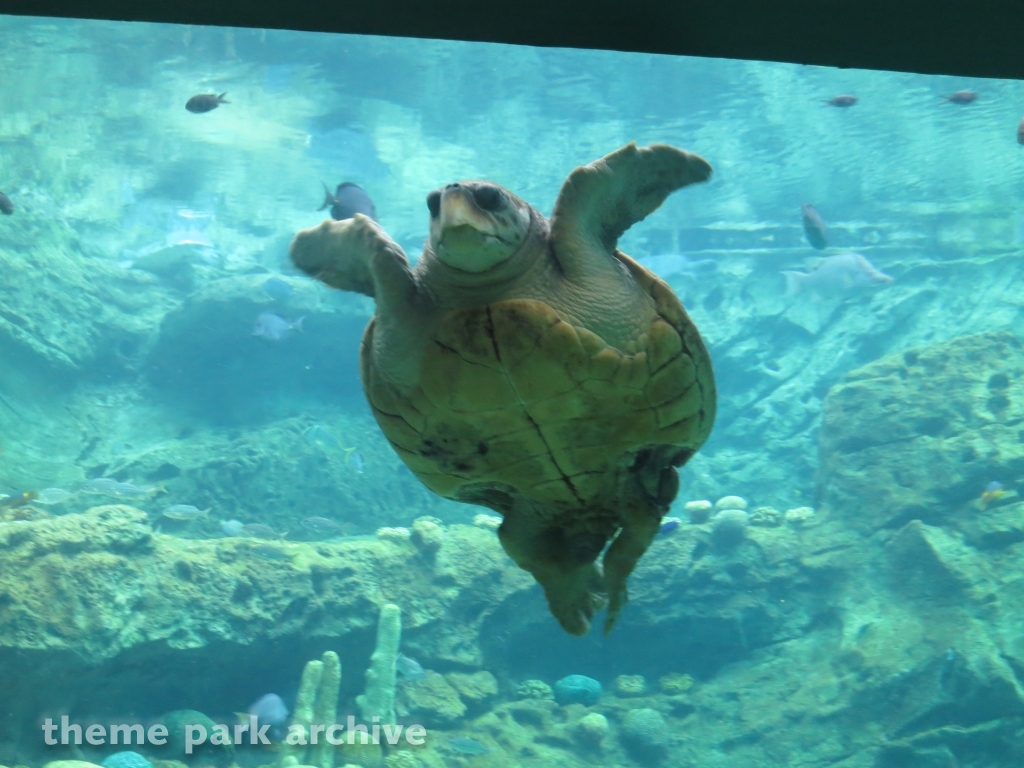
221,519 -> 245,536
252,312 -> 305,342
658,519 -> 680,535
262,277 -> 294,302
248,693 -> 289,727
448,737 -> 490,755
396,653 -> 426,680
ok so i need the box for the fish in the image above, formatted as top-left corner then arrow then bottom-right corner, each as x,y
0,491 -> 38,510
81,478 -> 119,495
34,488 -> 75,505
262,277 -> 294,302
347,450 -> 365,474
111,482 -> 157,499
318,182 -> 378,222
976,481 -> 1018,510
250,544 -> 292,561
221,519 -> 246,536
240,523 -> 284,539
162,505 -> 210,521
637,253 -> 716,279
252,312 -> 305,342
301,516 -> 341,533
1018,117 -> 1024,146
396,653 -> 426,680
186,93 -> 229,113
783,252 -> 893,299
943,90 -> 977,104
658,518 -> 680,535
801,204 -> 828,250
247,693 -> 289,726
304,424 -> 342,452
448,737 -> 491,755
825,95 -> 858,107
0,192 -> 13,215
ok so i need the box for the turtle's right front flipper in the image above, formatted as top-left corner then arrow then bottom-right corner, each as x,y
290,214 -> 414,304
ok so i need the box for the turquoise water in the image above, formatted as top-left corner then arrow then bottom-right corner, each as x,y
2,13 -> 1024,768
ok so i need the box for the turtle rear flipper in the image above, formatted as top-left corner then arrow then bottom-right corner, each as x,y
290,214 -> 414,303
551,142 -> 712,279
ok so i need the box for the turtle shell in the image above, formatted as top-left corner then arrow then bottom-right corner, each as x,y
360,253 -> 715,633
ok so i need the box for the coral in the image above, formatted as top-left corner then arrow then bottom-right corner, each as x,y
613,674 -> 647,697
711,509 -> 749,547
683,500 -> 712,523
715,495 -> 748,511
446,670 -> 498,706
621,707 -> 668,749
575,712 -> 609,746
515,679 -> 554,700
100,753 -> 151,768
43,763 -> 102,768
553,675 -> 602,706
357,604 -> 401,725
410,517 -> 444,554
279,650 -> 341,768
383,752 -> 421,768
376,527 -> 412,542
659,673 -> 693,694
784,506 -> 816,525
472,514 -> 502,530
396,670 -> 466,727
750,506 -> 782,526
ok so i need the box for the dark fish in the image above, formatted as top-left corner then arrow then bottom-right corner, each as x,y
801,203 -> 828,250
825,95 -> 858,107
1017,117 -> 1024,146
186,93 -> 229,113
0,491 -> 38,510
0,192 -> 13,215
943,90 -> 977,104
448,737 -> 490,755
318,182 -> 378,222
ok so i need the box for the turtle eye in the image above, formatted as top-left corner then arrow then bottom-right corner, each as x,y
426,190 -> 441,218
472,185 -> 503,212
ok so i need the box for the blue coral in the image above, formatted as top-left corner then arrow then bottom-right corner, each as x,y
554,674 -> 602,706
101,752 -> 152,768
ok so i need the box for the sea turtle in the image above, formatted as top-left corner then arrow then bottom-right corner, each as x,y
290,143 -> 716,635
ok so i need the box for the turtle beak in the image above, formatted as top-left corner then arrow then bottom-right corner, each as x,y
438,187 -> 501,237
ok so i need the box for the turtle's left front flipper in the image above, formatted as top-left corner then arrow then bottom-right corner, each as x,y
290,214 -> 415,306
550,143 -> 712,279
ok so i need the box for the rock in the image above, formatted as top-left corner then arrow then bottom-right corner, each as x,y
446,670 -> 498,710
575,712 -> 609,746
472,513 -> 502,531
515,679 -> 554,700
750,506 -> 782,526
553,675 -> 602,706
658,673 -> 693,694
410,517 -> 444,554
715,495 -> 748,511
684,500 -> 713,523
712,508 -> 749,547
612,674 -> 647,697
784,506 -> 816,525
818,332 -> 1024,531
620,707 -> 668,757
397,670 -> 466,728
376,526 -> 412,542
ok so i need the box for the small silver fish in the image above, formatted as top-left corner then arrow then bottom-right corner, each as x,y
301,516 -> 340,532
240,523 -> 284,539
783,252 -> 892,299
35,488 -> 75,505
163,504 -> 210,521
448,737 -> 490,755
111,482 -> 156,499
81,478 -> 119,495
252,312 -> 305,342
348,451 -> 365,474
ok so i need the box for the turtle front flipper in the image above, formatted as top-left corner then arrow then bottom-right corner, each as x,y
290,214 -> 415,303
550,143 -> 712,279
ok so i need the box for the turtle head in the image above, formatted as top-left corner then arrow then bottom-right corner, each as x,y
426,181 -> 532,272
